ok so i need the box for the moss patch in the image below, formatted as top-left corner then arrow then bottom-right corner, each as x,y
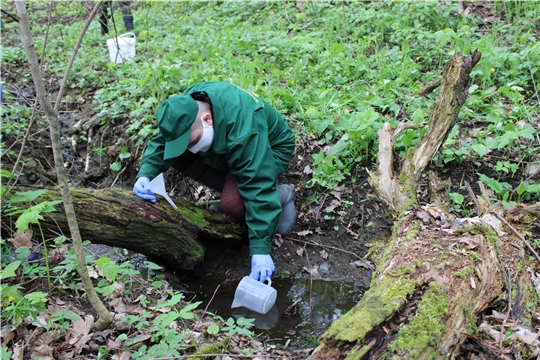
458,223 -> 497,244
387,283 -> 449,358
177,207 -> 209,228
323,276 -> 417,342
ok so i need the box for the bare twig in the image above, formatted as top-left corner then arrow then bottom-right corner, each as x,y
499,266 -> 513,350
465,181 -> 482,215
303,242 -> 313,315
194,199 -> 221,207
1,9 -> 19,22
15,0 -> 112,331
54,1 -> 102,111
289,237 -> 374,271
9,0 -> 53,181
154,354 -> 302,359
193,284 -> 220,334
110,165 -> 128,187
420,78 -> 442,96
491,212 -> 540,262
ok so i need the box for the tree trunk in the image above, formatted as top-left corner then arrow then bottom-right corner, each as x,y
309,52 -> 539,359
35,187 -> 246,270
14,0 -> 113,331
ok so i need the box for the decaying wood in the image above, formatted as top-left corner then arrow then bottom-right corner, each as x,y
32,187 -> 246,270
310,51 -> 540,359
368,51 -> 481,218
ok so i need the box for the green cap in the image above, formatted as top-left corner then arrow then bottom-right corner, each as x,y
157,95 -> 199,160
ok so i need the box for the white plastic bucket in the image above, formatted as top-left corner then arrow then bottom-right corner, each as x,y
231,276 -> 277,314
106,32 -> 136,64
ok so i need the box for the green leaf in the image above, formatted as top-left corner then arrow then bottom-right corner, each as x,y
15,247 -> 31,260
516,182 -> 528,196
183,301 -> 202,312
207,323 -> 220,334
1,261 -> 22,279
119,147 -> 132,159
449,192 -> 464,205
327,136 -> 350,157
527,184 -> 540,193
95,257 -> 111,268
154,312 -> 180,327
99,261 -> 120,282
0,169 -> 14,178
518,124 -> 536,140
478,174 -> 512,195
179,309 -> 195,320
96,284 -> 116,296
15,206 -> 45,233
434,29 -> 455,46
155,293 -> 183,309
305,107 -> 322,119
236,317 -> 255,327
470,143 -> 487,158
7,189 -> 47,203
143,261 -> 163,271
401,38 -> 409,55
116,333 -> 128,341
110,162 -> 122,172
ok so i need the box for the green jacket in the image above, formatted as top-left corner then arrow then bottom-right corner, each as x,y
137,82 -> 296,254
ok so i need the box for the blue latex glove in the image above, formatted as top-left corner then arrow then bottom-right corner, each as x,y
249,254 -> 275,283
133,177 -> 156,202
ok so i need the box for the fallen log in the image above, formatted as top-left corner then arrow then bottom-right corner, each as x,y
32,187 -> 246,270
309,51 -> 540,358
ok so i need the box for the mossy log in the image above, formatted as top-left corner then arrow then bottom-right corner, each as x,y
309,52 -> 540,358
33,188 -> 246,270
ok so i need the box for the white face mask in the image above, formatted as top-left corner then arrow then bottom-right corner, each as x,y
188,118 -> 214,153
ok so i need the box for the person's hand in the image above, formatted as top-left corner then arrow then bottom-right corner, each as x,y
249,254 -> 275,283
133,177 -> 156,202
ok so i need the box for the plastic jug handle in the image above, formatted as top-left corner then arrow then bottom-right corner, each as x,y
120,32 -> 136,40
265,278 -> 272,287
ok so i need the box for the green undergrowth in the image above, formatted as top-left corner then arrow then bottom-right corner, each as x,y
0,177 -> 258,359
1,1 -> 538,202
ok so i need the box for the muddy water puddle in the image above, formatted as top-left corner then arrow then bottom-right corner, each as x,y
182,275 -> 367,348
85,244 -> 369,348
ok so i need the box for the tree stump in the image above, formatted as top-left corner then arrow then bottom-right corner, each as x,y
308,51 -> 540,358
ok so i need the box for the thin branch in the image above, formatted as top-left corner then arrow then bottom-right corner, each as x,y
194,284 -> 220,331
15,0 -> 112,331
491,212 -> 540,262
10,0 -> 53,181
1,9 -> 19,22
419,78 -> 441,96
288,237 -> 374,270
54,1 -> 102,111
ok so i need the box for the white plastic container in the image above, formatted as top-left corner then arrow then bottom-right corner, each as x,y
231,276 -> 277,314
106,32 -> 136,64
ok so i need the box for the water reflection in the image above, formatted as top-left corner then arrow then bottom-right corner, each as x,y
288,278 -> 356,329
183,276 -> 363,347
232,305 -> 279,330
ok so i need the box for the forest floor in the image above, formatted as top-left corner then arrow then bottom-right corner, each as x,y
1,2 -> 539,359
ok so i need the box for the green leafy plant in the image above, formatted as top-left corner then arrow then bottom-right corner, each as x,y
0,283 -> 47,327
448,192 -> 472,217
110,147 -> 132,172
221,316 -> 255,336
